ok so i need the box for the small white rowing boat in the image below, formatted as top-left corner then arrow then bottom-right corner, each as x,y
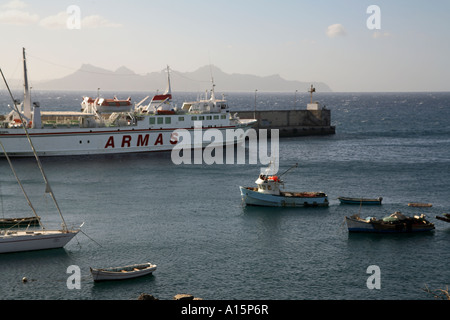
90,262 -> 157,282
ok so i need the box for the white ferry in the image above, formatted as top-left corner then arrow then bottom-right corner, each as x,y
0,49 -> 256,157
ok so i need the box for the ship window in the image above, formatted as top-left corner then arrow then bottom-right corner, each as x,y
221,115 -> 226,119
206,116 -> 212,120
199,116 -> 205,120
149,118 -> 155,124
165,117 -> 171,124
192,116 -> 197,120
178,116 -> 184,121
157,117 -> 163,124
214,115 -> 219,120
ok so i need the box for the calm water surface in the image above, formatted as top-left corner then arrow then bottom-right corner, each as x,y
0,91 -> 449,300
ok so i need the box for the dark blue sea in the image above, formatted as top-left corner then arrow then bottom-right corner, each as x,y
0,90 -> 449,301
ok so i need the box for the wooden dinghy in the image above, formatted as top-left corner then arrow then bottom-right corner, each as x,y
338,196 -> 382,205
408,202 -> 432,207
90,262 -> 157,282
436,213 -> 450,223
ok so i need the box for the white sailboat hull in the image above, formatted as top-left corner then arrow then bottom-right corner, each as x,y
239,186 -> 329,207
0,229 -> 79,253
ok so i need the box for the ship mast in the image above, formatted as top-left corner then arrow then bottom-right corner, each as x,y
164,65 -> 172,97
22,48 -> 32,120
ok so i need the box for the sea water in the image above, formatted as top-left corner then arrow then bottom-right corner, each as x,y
0,91 -> 449,300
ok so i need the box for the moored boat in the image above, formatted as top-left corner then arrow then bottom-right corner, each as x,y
436,213 -> 450,223
345,211 -> 435,233
239,163 -> 328,207
338,196 -> 382,205
0,51 -> 256,157
408,202 -> 432,207
90,262 -> 157,281
0,67 -> 81,254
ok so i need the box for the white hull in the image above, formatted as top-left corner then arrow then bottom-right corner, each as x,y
90,263 -> 157,281
0,120 -> 255,157
239,186 -> 328,207
0,229 -> 79,253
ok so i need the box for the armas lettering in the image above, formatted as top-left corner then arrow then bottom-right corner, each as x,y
104,133 -> 173,149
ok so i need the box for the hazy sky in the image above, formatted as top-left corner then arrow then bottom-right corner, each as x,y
1,0 -> 449,92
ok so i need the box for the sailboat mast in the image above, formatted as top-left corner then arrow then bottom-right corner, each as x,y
0,67 -> 69,232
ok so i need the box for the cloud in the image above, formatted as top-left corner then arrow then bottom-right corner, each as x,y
79,15 -> 122,29
326,24 -> 346,38
0,9 -> 39,25
372,31 -> 392,39
38,11 -> 67,29
39,11 -> 122,29
0,1 -> 121,29
2,0 -> 27,10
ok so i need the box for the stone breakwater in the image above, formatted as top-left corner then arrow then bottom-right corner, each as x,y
236,109 -> 335,137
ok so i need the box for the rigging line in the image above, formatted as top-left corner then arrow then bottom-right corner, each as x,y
0,67 -> 68,231
79,229 -> 103,247
0,139 -> 45,229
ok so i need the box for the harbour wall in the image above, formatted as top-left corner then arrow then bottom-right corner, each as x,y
236,109 -> 335,137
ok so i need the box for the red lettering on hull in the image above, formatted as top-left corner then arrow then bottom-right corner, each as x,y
104,133 -> 176,149
154,133 -> 163,145
121,135 -> 132,147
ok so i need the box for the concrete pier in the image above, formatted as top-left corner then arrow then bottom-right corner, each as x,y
237,109 -> 335,137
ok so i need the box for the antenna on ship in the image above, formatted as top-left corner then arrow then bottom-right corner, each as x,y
22,48 -> 32,120
209,64 -> 216,101
164,65 -> 172,97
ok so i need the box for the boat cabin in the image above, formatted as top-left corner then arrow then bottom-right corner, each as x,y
255,175 -> 283,195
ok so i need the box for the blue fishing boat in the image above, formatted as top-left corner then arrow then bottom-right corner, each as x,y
338,196 -> 382,205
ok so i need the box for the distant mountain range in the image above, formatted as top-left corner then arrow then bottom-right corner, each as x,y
35,65 -> 332,93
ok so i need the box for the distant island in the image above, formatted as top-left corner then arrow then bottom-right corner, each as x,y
34,65 -> 332,93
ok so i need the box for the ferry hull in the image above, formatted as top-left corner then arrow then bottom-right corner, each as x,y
0,124 -> 254,157
0,230 -> 79,253
239,186 -> 328,207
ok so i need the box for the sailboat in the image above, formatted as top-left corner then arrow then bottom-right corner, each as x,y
0,67 -> 81,254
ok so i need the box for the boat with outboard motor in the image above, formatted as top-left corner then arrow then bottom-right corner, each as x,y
239,163 -> 329,207
0,49 -> 256,157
